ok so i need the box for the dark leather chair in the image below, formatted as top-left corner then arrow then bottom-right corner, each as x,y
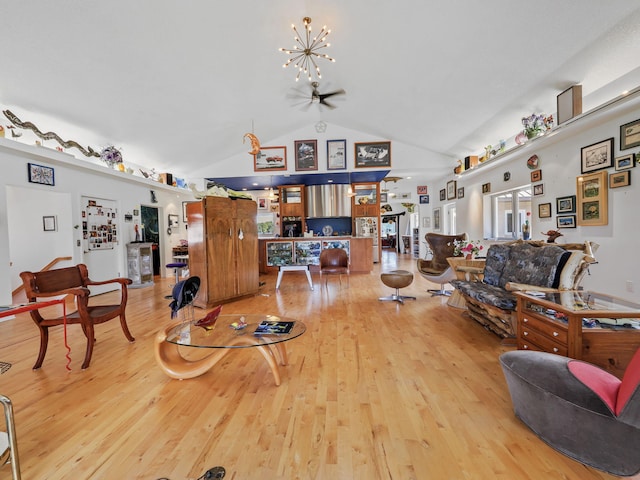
319,248 -> 349,287
417,233 -> 466,296
20,264 -> 134,369
500,348 -> 640,477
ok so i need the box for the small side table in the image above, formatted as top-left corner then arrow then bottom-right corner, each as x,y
446,257 -> 485,309
276,264 -> 314,291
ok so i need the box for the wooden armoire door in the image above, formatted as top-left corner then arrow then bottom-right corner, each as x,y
205,197 -> 236,302
233,199 -> 258,296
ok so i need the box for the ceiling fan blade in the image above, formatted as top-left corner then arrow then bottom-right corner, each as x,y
319,89 -> 346,101
319,99 -> 337,110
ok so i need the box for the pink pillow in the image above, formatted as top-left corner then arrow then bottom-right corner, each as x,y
568,360 -> 621,413
616,348 -> 640,415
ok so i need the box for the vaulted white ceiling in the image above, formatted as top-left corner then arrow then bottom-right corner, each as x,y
2,2 -> 640,184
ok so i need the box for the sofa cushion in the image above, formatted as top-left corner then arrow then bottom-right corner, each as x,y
452,280 -> 517,310
482,244 -> 511,287
499,243 -> 567,289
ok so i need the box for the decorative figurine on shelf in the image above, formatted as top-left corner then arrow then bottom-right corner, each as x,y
195,305 -> 223,331
541,230 -> 563,243
134,223 -> 141,242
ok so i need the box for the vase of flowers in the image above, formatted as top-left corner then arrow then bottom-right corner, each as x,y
100,146 -> 123,169
451,239 -> 483,259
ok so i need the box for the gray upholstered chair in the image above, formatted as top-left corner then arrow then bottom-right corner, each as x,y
417,233 -> 466,296
500,348 -> 640,477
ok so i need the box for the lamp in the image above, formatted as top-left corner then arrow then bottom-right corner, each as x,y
279,17 -> 335,82
346,171 -> 356,197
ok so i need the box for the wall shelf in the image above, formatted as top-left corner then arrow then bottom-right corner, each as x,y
457,86 -> 640,178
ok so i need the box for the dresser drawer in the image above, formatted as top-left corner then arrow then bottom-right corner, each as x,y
521,315 -> 568,344
520,325 -> 568,356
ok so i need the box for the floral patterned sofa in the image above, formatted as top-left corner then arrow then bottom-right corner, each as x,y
451,240 -> 598,340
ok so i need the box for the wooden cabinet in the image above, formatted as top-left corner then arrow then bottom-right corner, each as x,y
516,291 -> 640,379
127,242 -> 154,286
278,185 -> 305,236
351,182 -> 380,217
187,196 -> 259,308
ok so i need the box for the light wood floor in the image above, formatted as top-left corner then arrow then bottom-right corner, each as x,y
0,251 -> 631,480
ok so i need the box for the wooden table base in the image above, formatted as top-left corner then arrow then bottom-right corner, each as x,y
154,321 -> 289,385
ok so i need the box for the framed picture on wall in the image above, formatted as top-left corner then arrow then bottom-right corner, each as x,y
457,187 -> 464,199
580,138 -> 614,173
439,189 -> 446,201
576,171 -> 608,226
327,139 -> 347,170
419,195 -> 429,204
354,141 -> 391,168
538,203 -> 551,218
609,170 -> 631,188
615,154 -> 635,171
556,195 -> 576,214
446,180 -> 457,200
533,183 -> 544,196
294,140 -> 318,171
531,169 -> 542,182
433,208 -> 441,231
254,146 -> 287,171
620,118 -> 640,150
557,215 -> 577,228
28,163 -> 55,186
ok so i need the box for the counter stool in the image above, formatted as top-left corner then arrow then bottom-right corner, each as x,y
379,270 -> 416,304
166,262 -> 188,284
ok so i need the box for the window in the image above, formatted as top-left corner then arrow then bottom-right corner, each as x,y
490,186 -> 532,240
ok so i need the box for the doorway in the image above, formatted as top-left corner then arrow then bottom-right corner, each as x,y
140,205 -> 161,276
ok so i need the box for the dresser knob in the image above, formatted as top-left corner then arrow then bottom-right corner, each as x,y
553,347 -> 559,353
523,345 -> 529,349
553,331 -> 559,337
523,318 -> 528,323
523,332 -> 528,336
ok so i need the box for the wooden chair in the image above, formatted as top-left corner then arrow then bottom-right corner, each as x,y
19,264 -> 134,370
319,248 -> 349,287
1,394 -> 20,480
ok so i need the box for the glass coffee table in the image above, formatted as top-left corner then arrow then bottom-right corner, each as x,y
154,314 -> 306,385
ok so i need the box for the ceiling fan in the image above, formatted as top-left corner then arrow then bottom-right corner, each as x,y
289,81 -> 346,110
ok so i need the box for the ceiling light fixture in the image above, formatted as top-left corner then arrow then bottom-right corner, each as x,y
279,17 -> 335,82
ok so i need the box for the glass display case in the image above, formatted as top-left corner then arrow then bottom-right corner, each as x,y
266,241 -> 293,266
294,241 -> 322,265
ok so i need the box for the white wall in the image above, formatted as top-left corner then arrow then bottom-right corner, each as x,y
0,139 -> 196,307
420,93 -> 640,302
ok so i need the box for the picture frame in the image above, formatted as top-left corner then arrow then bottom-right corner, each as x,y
257,197 -> 268,210
43,215 -> 57,232
354,141 -> 391,168
556,85 -> 582,125
615,154 -> 635,171
533,183 -> 544,196
326,139 -> 346,170
609,170 -> 631,188
433,208 -> 441,232
556,215 -> 577,229
168,214 -> 179,227
419,194 -> 430,204
422,217 -> 430,228
380,192 -> 388,203
457,187 -> 464,199
254,146 -> 287,171
580,137 -> 614,174
620,118 -> 640,150
294,140 -> 318,171
556,195 -> 576,214
530,169 -> 542,182
482,182 -> 491,194
417,185 -> 428,195
577,171 -> 608,226
28,162 -> 55,186
538,203 -> 552,218
439,189 -> 446,201
446,180 -> 457,200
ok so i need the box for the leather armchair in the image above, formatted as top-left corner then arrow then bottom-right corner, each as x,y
417,233 -> 466,296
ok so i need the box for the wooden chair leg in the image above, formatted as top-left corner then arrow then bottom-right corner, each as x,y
81,322 -> 95,370
119,314 -> 135,342
33,326 -> 49,370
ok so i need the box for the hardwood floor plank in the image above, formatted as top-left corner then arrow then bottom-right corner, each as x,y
0,251 -> 632,479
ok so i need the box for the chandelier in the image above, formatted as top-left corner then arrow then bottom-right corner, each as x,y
279,17 -> 335,82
